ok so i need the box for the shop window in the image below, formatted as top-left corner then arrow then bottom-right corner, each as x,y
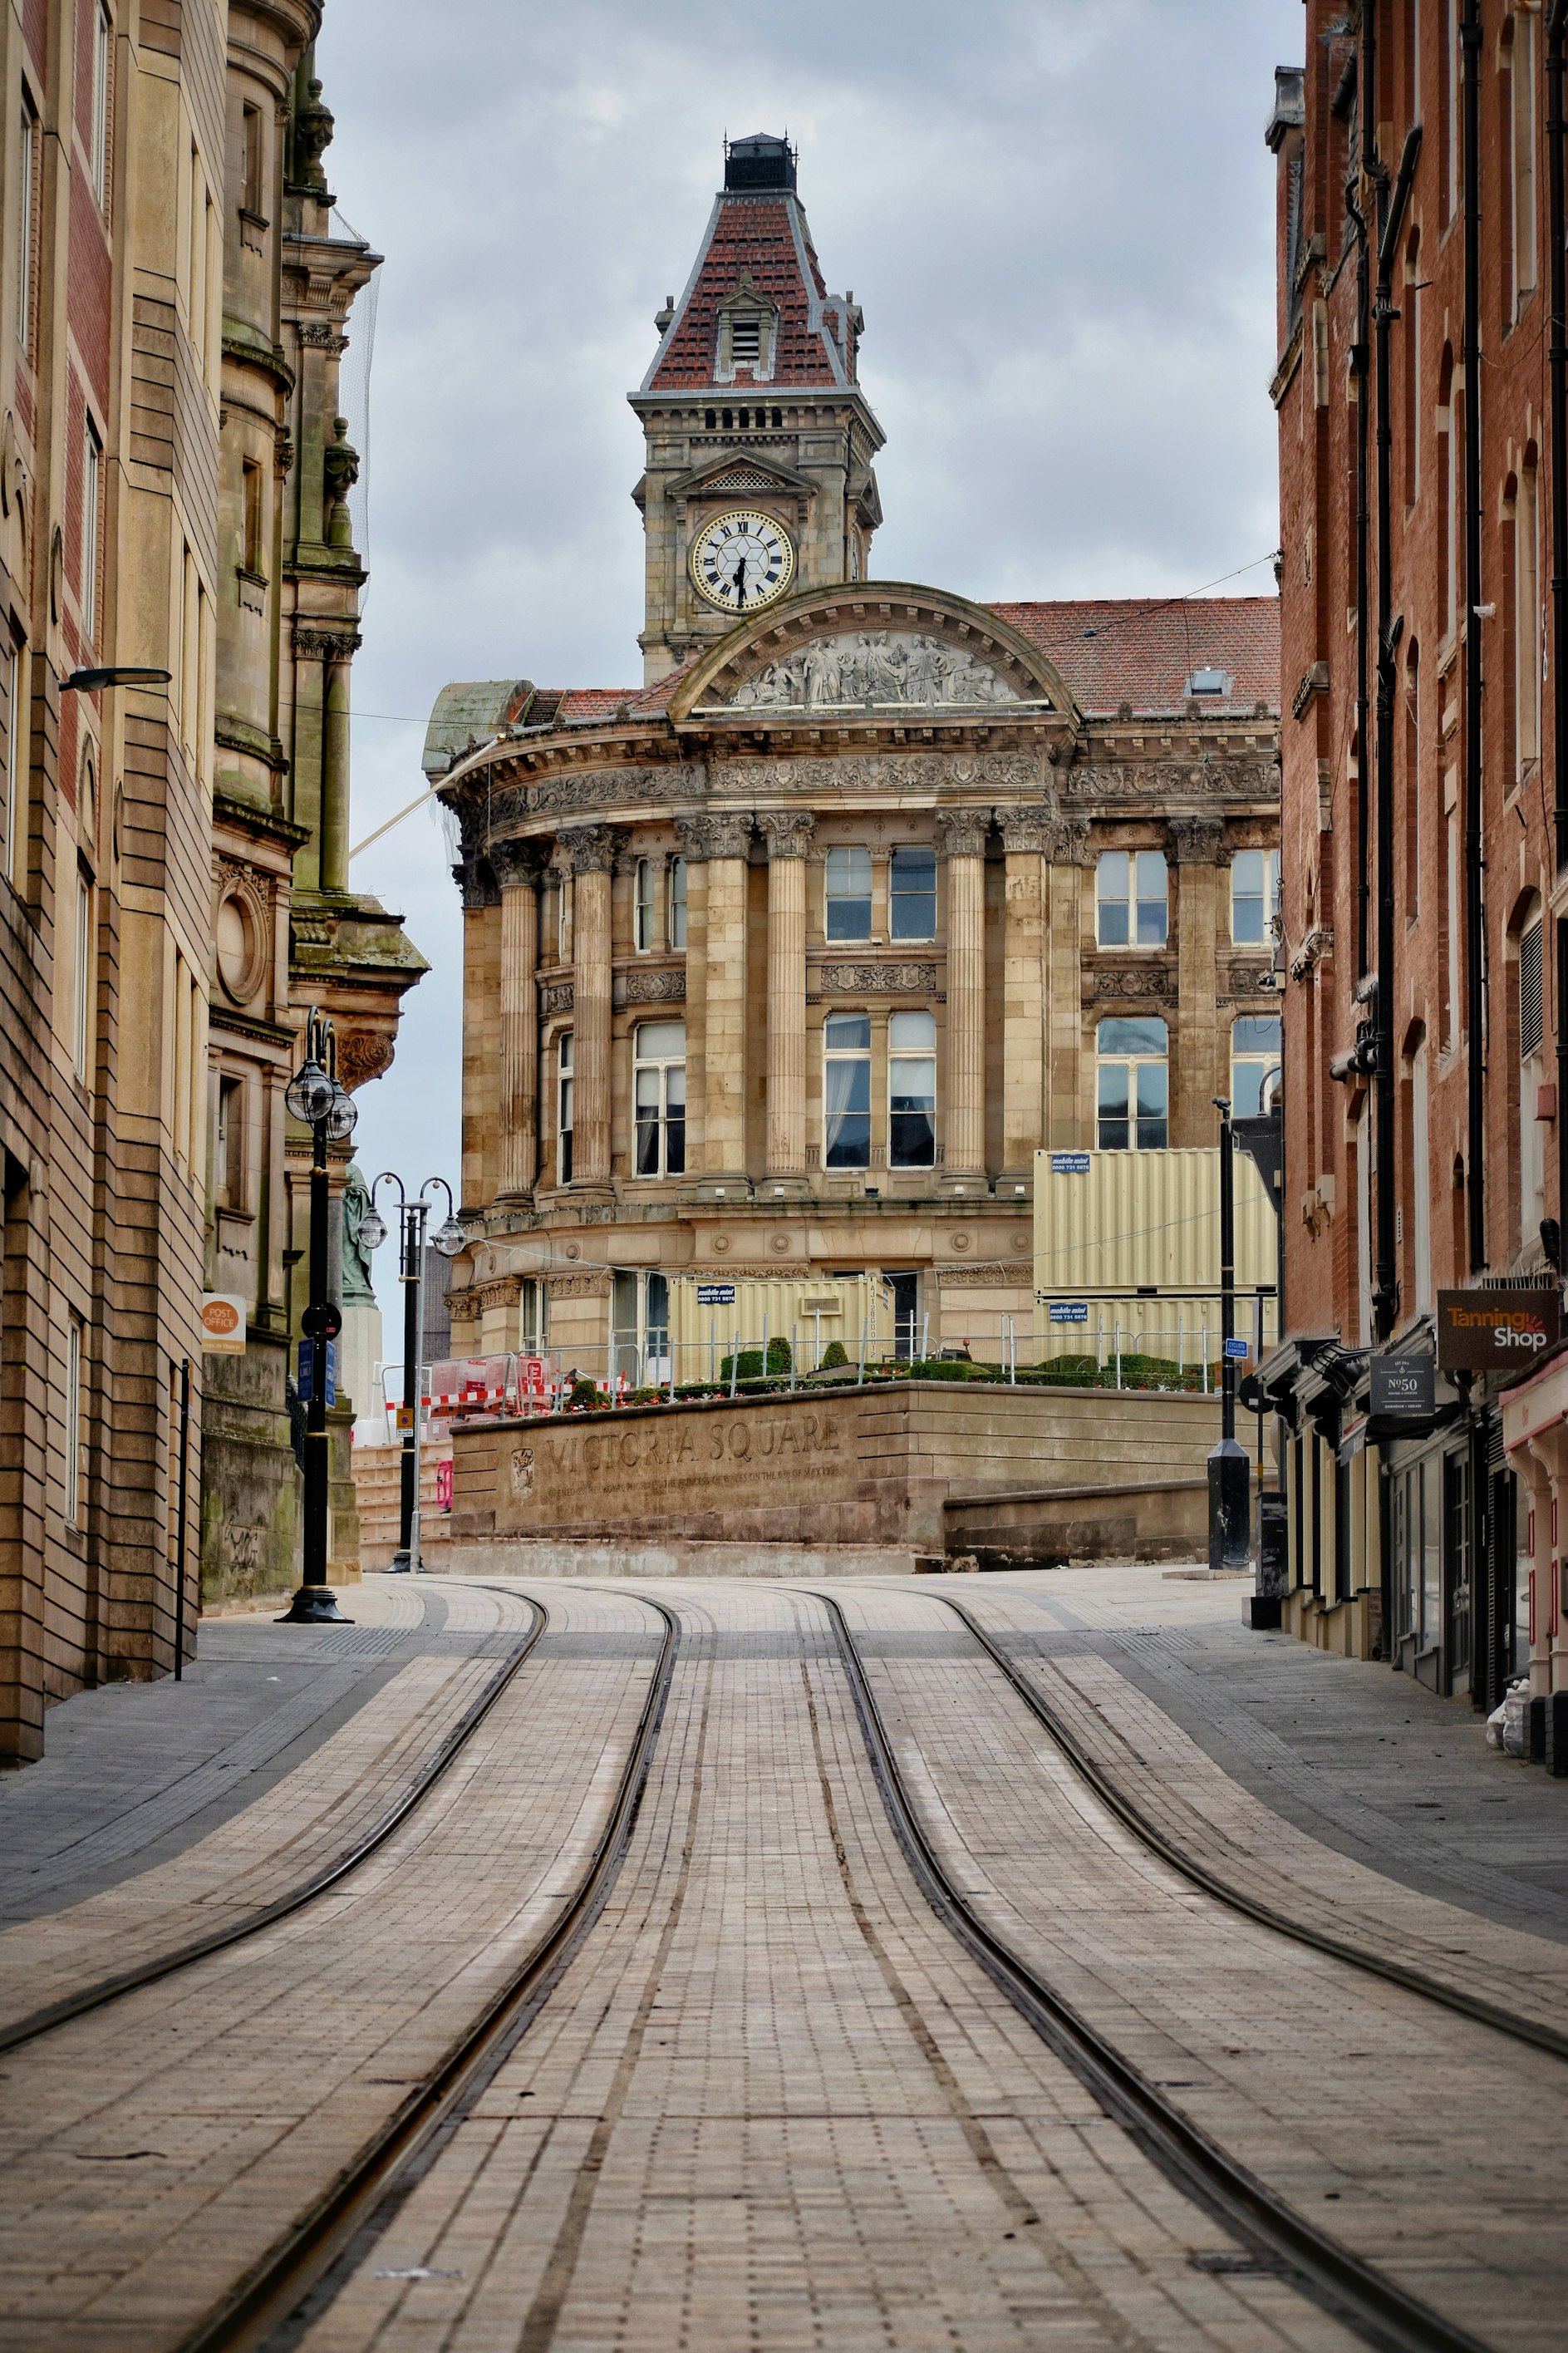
888,1010 -> 936,1167
1096,1017 -> 1167,1149
825,845 -> 872,941
634,1019 -> 685,1177
1096,849 -> 1167,947
557,1032 -> 573,1184
1231,1016 -> 1281,1118
1230,849 -> 1279,945
669,855 -> 687,948
890,845 -> 936,940
824,1012 -> 872,1168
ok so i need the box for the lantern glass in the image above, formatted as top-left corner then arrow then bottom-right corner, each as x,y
284,1059 -> 335,1125
432,1215 -> 466,1258
324,1086 -> 358,1143
357,1206 -> 387,1252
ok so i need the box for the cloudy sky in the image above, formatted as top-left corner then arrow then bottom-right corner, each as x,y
317,0 -> 1302,1330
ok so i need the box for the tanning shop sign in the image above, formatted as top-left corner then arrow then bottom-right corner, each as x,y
1436,1288 -> 1561,1371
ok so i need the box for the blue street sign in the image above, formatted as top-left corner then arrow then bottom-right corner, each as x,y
1050,1152 -> 1090,1174
1049,1302 -> 1089,1324
297,1338 -> 337,1405
696,1283 -> 736,1306
1224,1336 -> 1249,1361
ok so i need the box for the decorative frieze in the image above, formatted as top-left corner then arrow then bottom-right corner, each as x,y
1085,962 -> 1174,1001
721,751 -> 1043,799
722,629 -> 1024,712
485,765 -> 709,825
539,978 -> 575,1015
1063,760 -> 1279,802
617,967 -> 687,1007
937,1261 -> 1033,1287
547,1268 -> 614,1298
813,961 -> 939,995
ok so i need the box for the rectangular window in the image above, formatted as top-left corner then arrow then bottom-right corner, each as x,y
823,1011 -> 872,1168
82,423 -> 101,644
1096,849 -> 1167,947
73,869 -> 92,1081
1231,1015 -> 1281,1119
3,642 -> 21,886
668,855 -> 687,948
90,4 -> 111,209
1520,919 -> 1544,1059
1096,1016 -> 1167,1150
1230,849 -> 1280,945
633,1019 -> 686,1177
635,856 -> 657,952
242,102 -> 263,216
65,1312 -> 83,1527
1513,14 -> 1538,308
242,460 -> 263,576
730,314 -> 761,363
556,873 -> 572,962
1412,1041 -> 1433,1314
825,844 -> 872,941
215,1074 -> 243,1208
557,1032 -> 573,1184
17,101 -> 37,352
890,845 -> 936,940
888,1009 -> 936,1167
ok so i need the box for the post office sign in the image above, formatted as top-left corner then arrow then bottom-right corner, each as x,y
1436,1289 -> 1561,1371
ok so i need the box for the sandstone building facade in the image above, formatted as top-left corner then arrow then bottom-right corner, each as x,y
428,137 -> 1281,1378
0,1 -> 418,1764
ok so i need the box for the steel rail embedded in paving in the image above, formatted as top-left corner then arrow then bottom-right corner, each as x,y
813,1589 -> 1492,2353
932,1588 -> 1568,2065
178,1592 -> 680,2353
0,1595 -> 548,2059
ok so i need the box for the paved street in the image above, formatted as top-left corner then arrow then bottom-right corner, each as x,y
0,1564 -> 1561,2351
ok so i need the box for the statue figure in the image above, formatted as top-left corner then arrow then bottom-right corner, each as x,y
341,1162 -> 378,1305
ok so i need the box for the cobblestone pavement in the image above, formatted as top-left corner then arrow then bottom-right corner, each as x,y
0,1584 -> 665,2351
2,1564 -> 1561,2352
298,1582 -> 1355,2353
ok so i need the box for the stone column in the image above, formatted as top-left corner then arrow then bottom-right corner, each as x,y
489,837 -> 543,1199
456,850 -> 502,1209
318,640 -> 357,893
676,810 -> 755,1179
1167,814 -> 1228,1148
937,809 -> 990,1179
1042,814 -> 1090,1147
995,808 -> 1053,1179
563,825 -> 615,1189
760,811 -> 814,1179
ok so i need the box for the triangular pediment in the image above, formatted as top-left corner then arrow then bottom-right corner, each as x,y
671,446 -> 815,502
666,582 -> 1080,723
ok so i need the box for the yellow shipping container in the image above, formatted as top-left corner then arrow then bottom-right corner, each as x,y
667,1271 -> 894,1380
1030,1148 -> 1277,1369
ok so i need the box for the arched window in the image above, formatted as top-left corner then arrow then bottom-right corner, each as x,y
1519,445 -> 1541,771
1096,1017 -> 1167,1150
888,1011 -> 936,1167
633,1020 -> 685,1178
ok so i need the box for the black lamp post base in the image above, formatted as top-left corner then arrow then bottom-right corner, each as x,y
386,1549 -> 419,1575
276,1584 -> 355,1624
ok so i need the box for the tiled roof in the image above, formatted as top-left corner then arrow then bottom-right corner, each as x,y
645,193 -> 848,394
990,597 -> 1280,719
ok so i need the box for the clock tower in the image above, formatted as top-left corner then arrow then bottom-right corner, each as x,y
631,134 -> 885,683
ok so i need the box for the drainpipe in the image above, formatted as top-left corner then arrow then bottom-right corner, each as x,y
1374,126 -> 1423,1343
1551,2 -> 1568,879
1462,0 -> 1487,1273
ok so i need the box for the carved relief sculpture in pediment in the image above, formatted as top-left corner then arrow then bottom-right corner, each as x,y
725,631 -> 1026,713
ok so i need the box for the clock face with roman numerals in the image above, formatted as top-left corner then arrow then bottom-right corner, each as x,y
689,509 -> 796,614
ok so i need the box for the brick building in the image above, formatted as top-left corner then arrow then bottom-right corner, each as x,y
0,3 -> 420,1765
1266,2 -> 1568,1722
428,136 -> 1281,1386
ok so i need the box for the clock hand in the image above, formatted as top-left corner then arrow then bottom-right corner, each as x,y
735,553 -> 748,608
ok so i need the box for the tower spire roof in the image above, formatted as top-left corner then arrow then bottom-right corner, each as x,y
640,144 -> 863,396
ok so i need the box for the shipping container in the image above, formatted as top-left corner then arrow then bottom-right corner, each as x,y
667,1271 -> 895,1378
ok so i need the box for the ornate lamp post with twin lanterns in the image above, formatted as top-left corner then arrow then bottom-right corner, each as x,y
278,1010 -> 359,1625
359,1174 -> 465,1573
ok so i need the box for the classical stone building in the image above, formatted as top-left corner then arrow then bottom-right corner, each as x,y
0,2 -> 419,1765
427,135 -> 1280,1377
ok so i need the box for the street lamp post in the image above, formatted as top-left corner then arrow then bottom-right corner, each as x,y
278,1010 -> 357,1624
1207,1095 -> 1251,1572
362,1174 -> 464,1573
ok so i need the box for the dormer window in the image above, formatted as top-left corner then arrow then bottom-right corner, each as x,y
1187,667 -> 1231,697
716,275 -> 777,382
730,316 -> 761,366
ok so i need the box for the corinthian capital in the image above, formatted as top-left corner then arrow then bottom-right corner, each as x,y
558,823 -> 616,875
675,810 -> 755,863
1166,813 -> 1229,866
759,809 -> 816,859
994,805 -> 1056,854
487,835 -> 545,889
935,806 -> 990,860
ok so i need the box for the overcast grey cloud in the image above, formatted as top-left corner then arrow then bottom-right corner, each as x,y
315,0 -> 1300,1330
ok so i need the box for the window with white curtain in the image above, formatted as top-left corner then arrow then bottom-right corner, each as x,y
823,1012 -> 871,1168
634,1019 -> 685,1177
556,1032 -> 573,1184
888,1010 -> 936,1167
634,857 -> 657,952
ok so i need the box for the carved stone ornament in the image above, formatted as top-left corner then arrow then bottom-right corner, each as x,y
938,1261 -> 1034,1288
456,858 -> 500,911
539,979 -> 575,1016
1086,963 -> 1174,1001
722,631 -> 1027,713
934,808 -> 990,860
298,322 -> 347,352
719,751 -> 1042,800
337,1030 -> 396,1089
993,805 -> 1058,854
547,1268 -> 614,1299
491,764 -> 708,823
815,962 -> 938,995
558,823 -> 615,875
1063,761 -> 1280,802
292,620 -> 361,662
617,967 -> 687,1007
1166,813 -> 1229,866
487,835 -> 545,889
294,76 -> 335,188
759,809 -> 816,859
1227,964 -> 1279,994
450,1276 -> 523,1314
675,810 -> 755,862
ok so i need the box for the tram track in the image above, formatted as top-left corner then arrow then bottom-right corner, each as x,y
162,1588 -> 680,2353
0,1592 -> 551,2060
814,1587 -> 1497,2353
927,1588 -> 1568,2066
